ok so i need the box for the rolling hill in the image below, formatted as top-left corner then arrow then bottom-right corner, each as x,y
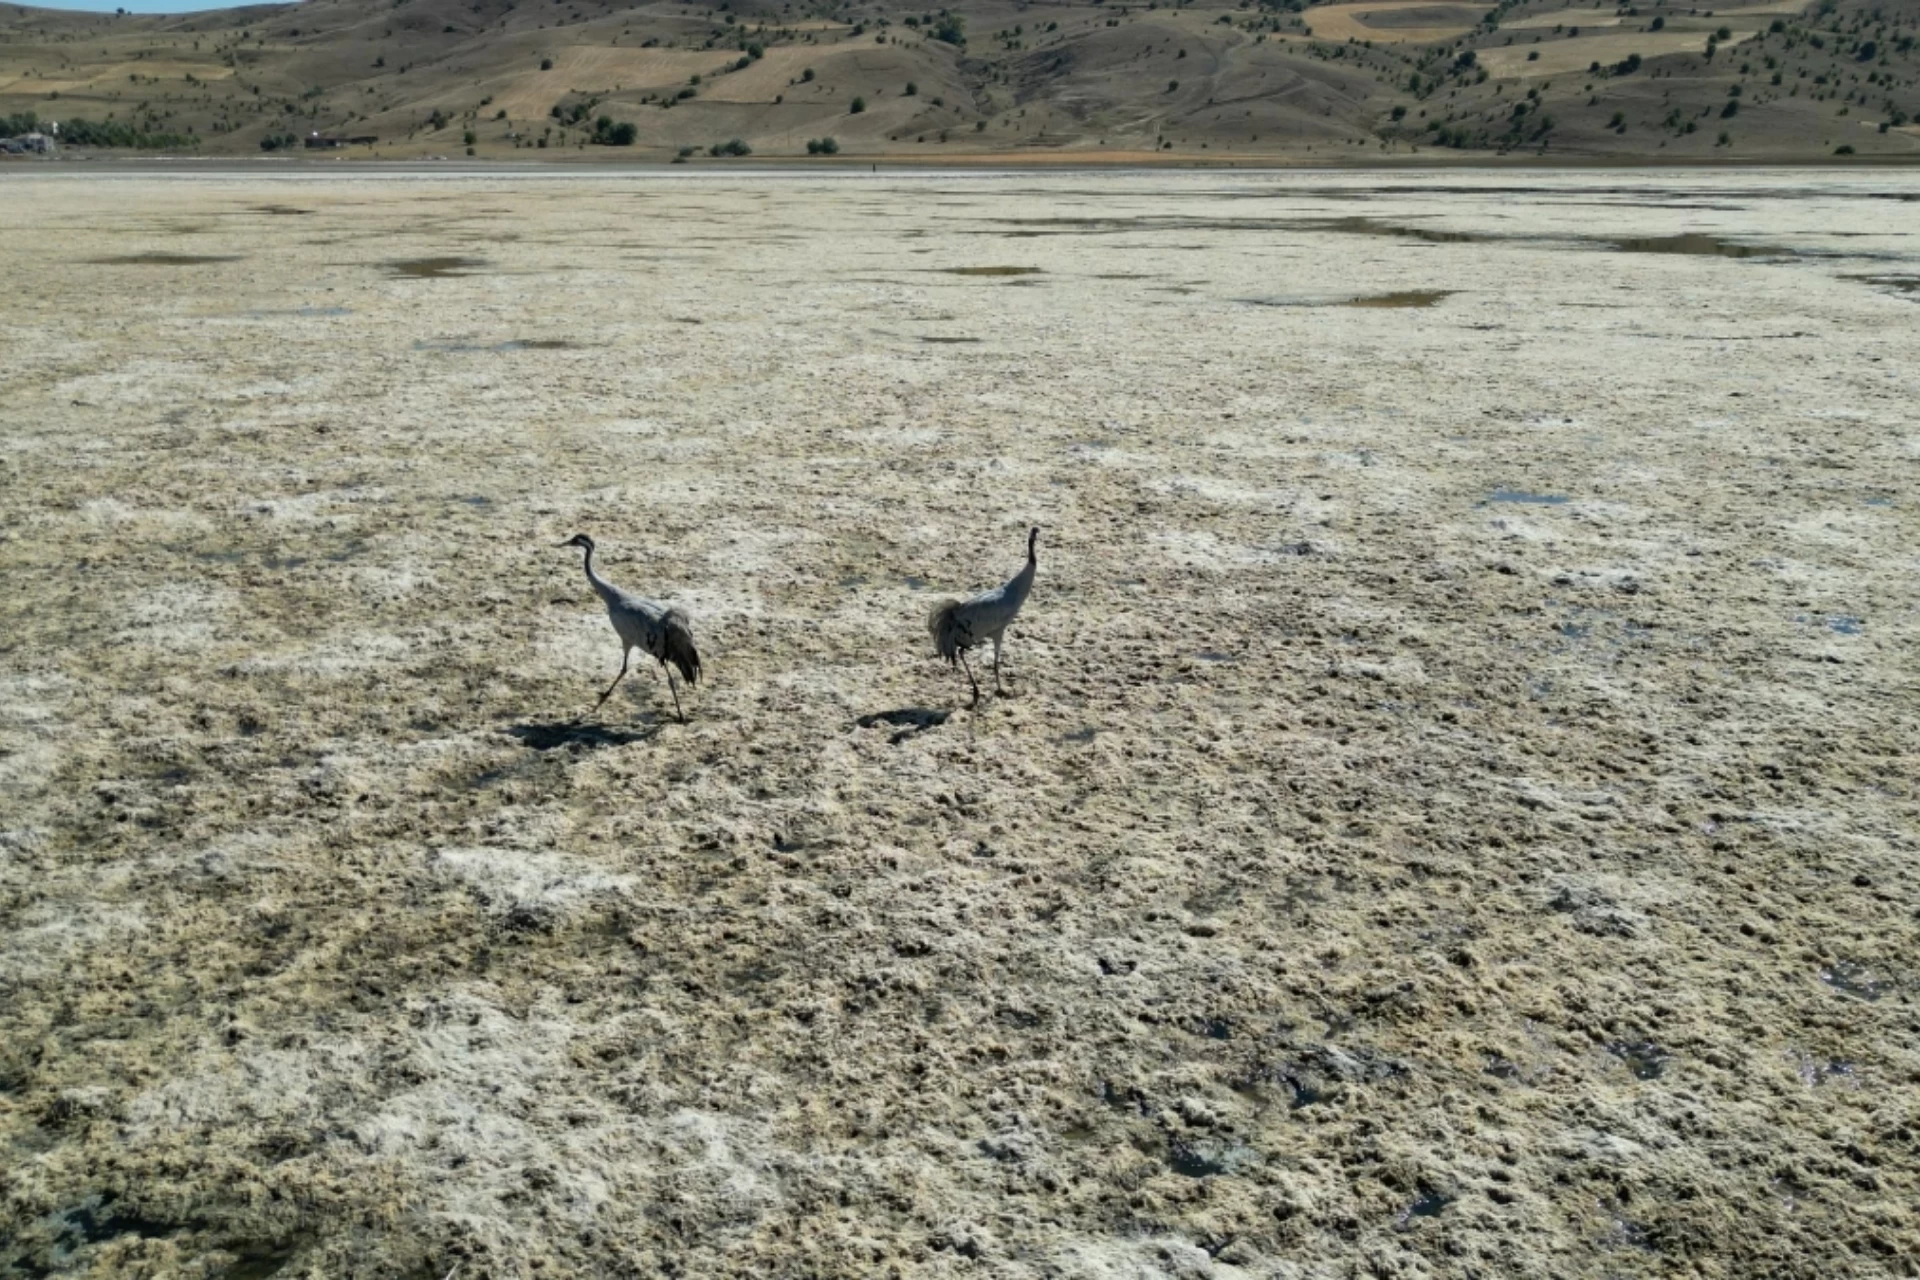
2,0 -> 1918,161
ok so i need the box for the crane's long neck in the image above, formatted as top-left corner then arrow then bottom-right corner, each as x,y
581,544 -> 618,602
1005,544 -> 1037,603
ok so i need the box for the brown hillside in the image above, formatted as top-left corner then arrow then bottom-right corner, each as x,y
2,0 -> 1917,161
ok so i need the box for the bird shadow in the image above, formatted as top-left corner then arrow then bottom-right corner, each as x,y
506,720 -> 661,752
856,707 -> 953,744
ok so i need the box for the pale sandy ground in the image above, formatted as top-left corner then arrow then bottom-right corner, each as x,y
1,169 -> 1917,1279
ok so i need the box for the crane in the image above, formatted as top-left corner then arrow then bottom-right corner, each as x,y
559,533 -> 702,723
927,527 -> 1039,708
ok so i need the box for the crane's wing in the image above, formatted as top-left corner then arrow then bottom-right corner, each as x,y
927,598 -> 973,663
660,608 -> 701,686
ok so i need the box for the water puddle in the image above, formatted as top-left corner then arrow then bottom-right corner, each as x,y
1240,290 -> 1453,309
920,336 -> 982,344
939,266 -> 1044,276
1394,1190 -> 1453,1230
90,253 -> 241,266
218,1236 -> 312,1278
1061,727 -> 1097,743
1311,216 -> 1488,245
251,204 -> 312,216
1166,1138 -> 1226,1178
1610,233 -> 1793,258
1488,489 -> 1570,505
1820,959 -> 1891,1001
415,338 -> 579,353
1343,290 -> 1455,308
387,256 -> 487,278
1846,273 -> 1920,298
1607,1040 -> 1671,1080
47,1193 -> 190,1262
1793,1054 -> 1858,1087
245,305 -> 352,318
1826,615 -> 1863,635
1284,1075 -> 1328,1109
1599,1198 -> 1655,1251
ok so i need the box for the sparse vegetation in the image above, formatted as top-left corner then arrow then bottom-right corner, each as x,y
5,0 -> 1910,163
591,116 -> 637,146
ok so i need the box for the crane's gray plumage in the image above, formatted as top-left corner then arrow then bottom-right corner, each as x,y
928,526 -> 1038,707
561,533 -> 701,722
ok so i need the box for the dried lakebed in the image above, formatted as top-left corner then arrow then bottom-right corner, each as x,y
1,169 -> 1916,1279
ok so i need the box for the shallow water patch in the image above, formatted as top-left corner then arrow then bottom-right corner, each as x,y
938,266 -> 1044,277
920,335 -> 982,344
89,253 -> 241,266
1793,1054 -> 1858,1087
1610,233 -> 1793,259
415,337 -> 580,353
1488,489 -> 1570,505
1820,959 -> 1891,1001
1343,290 -> 1455,308
1845,273 -> 1920,299
1311,216 -> 1489,245
1394,1189 -> 1454,1230
387,256 -> 487,279
244,305 -> 352,319
1239,289 -> 1454,309
1607,1040 -> 1671,1080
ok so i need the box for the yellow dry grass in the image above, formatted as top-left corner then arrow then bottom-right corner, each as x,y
485,46 -> 746,117
1503,8 -> 1627,30
1501,0 -> 1805,32
0,56 -> 232,96
1477,28 -> 1756,77
692,47 -> 845,104
1306,1 -> 1490,44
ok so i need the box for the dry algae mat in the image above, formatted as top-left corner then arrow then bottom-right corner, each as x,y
0,168 -> 1916,1279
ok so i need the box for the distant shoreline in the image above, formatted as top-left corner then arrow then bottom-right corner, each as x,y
10,151 -> 1920,174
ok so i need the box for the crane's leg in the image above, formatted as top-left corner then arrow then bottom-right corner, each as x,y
991,634 -> 1009,693
591,647 -> 632,713
958,650 -> 981,708
662,661 -> 687,723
